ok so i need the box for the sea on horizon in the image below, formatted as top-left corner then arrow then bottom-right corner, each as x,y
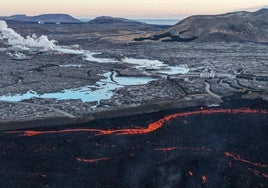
79,18 -> 179,25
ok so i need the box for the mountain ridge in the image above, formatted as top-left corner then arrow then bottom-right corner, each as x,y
88,16 -> 144,25
0,14 -> 81,23
135,8 -> 268,43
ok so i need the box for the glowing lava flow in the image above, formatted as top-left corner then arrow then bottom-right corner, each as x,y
76,157 -> 110,163
224,152 -> 268,168
154,146 -> 211,152
201,176 -> 207,183
6,108 -> 268,137
247,168 -> 268,179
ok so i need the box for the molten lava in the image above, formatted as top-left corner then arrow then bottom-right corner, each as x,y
224,152 -> 267,168
76,157 -> 110,163
6,108 -> 268,137
154,146 -> 211,152
202,175 -> 207,183
247,168 -> 268,179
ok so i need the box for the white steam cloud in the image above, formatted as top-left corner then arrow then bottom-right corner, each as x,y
0,20 -> 188,75
0,20 -> 116,63
0,20 -> 57,51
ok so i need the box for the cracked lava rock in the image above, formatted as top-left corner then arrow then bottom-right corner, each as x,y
0,99 -> 267,187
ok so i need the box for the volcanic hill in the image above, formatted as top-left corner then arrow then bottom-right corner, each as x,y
0,14 -> 81,23
135,9 -> 268,42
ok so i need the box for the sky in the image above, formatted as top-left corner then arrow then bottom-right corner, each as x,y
0,0 -> 267,18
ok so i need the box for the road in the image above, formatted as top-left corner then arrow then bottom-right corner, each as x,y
0,100 -> 76,118
204,81 -> 221,100
219,79 -> 239,91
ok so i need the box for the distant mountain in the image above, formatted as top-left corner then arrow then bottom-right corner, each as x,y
88,16 -> 144,25
1,14 -> 81,23
135,9 -> 268,43
85,16 -> 168,32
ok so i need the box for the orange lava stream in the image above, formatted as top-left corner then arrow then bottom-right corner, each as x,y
224,152 -> 268,168
76,157 -> 110,163
7,108 -> 268,137
188,171 -> 193,176
247,168 -> 268,179
154,146 -> 211,152
202,175 -> 207,183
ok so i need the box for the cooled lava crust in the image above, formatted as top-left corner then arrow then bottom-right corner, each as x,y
0,99 -> 267,188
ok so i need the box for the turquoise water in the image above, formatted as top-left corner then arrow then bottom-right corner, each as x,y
122,58 -> 189,75
0,56 -> 189,103
0,72 -> 155,103
0,46 -> 189,103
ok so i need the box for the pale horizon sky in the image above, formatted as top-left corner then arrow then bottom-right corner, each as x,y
0,0 -> 267,19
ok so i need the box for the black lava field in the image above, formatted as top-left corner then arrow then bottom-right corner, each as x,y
0,99 -> 267,188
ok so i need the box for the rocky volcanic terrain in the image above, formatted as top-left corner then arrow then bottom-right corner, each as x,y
0,10 -> 267,187
0,99 -> 267,187
0,13 -> 267,123
136,9 -> 268,43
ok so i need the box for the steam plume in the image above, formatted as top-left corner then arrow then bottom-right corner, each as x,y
0,20 -> 56,51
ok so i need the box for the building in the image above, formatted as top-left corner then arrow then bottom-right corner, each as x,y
236,74 -> 268,82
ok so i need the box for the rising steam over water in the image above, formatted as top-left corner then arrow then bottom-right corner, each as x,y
0,20 -> 189,103
0,20 -> 189,75
0,20 -> 56,51
0,20 -> 118,62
